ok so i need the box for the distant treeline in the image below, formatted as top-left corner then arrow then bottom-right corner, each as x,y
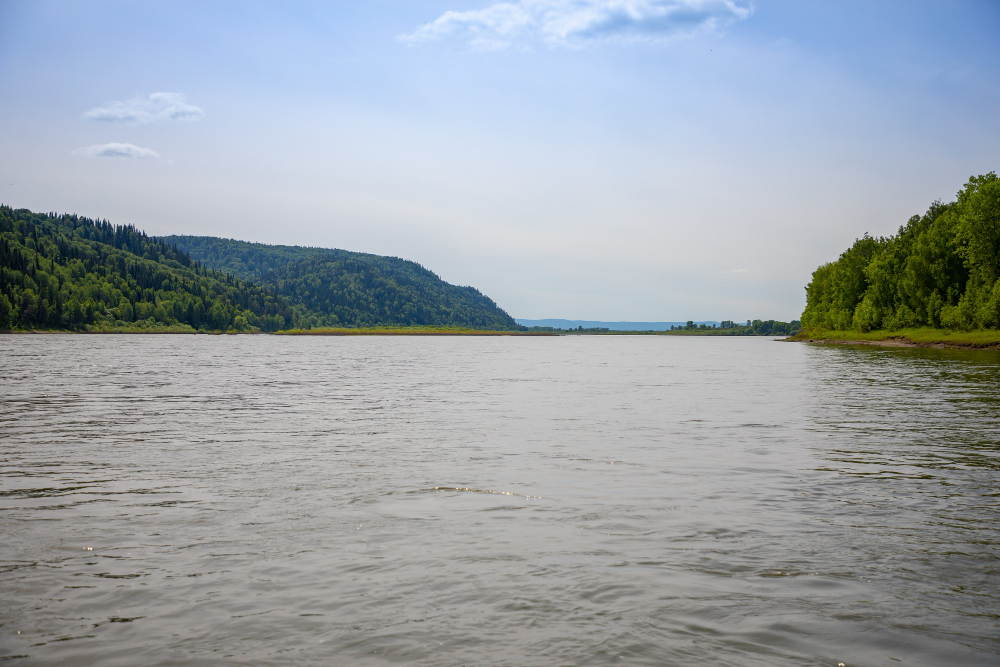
670,319 -> 801,336
161,236 -> 518,330
528,319 -> 801,336
802,173 -> 1000,331
0,207 -> 302,331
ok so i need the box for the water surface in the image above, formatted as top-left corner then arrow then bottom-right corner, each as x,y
1,335 -> 998,666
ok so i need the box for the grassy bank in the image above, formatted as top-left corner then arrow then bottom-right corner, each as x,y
275,326 -> 554,336
1,322 -> 254,334
788,327 -> 1000,349
85,321 -> 200,334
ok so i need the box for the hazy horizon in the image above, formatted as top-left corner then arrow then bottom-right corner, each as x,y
2,0 -> 998,322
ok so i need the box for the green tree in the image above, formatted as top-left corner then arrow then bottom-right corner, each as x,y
802,172 -> 1000,332
119,297 -> 134,322
0,293 -> 13,329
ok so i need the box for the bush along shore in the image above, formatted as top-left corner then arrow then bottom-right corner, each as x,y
796,172 -> 999,349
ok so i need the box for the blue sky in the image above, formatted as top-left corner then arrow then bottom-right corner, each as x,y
1,0 -> 998,321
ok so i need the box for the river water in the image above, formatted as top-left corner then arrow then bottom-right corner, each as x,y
1,335 -> 998,666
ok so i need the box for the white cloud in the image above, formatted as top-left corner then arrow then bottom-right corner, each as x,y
83,92 -> 204,124
402,0 -> 753,49
74,143 -> 162,160
726,268 -> 749,273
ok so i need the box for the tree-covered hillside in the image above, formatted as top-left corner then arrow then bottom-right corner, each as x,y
0,207 -> 519,332
802,173 -> 1000,331
0,207 -> 314,331
162,236 -> 519,330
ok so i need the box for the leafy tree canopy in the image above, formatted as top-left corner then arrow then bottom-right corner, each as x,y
802,172 -> 1000,331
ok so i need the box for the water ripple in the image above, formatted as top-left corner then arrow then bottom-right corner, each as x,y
0,334 -> 998,666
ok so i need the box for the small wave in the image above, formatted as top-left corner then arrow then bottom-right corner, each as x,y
413,486 -> 543,499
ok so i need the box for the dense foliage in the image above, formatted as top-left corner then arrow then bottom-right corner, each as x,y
0,207 -> 310,331
802,173 -> 1000,331
162,236 -> 519,330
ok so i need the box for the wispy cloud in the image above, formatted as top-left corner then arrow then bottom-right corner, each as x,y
725,268 -> 749,273
402,0 -> 753,49
84,92 -> 204,124
74,143 -> 163,160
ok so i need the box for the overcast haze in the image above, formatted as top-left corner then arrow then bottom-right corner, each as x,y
1,0 -> 998,321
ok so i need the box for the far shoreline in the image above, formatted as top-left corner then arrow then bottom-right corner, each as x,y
0,328 -> 558,336
14,326 -> 998,348
275,329 -> 557,336
0,327 -> 807,338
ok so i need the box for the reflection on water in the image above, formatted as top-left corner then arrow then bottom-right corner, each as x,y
1,335 -> 998,666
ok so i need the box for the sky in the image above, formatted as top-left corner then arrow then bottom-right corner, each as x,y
1,0 -> 998,322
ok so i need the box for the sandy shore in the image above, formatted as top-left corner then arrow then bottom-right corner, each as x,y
788,336 -> 1000,351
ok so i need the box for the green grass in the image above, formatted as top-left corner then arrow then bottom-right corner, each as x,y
789,327 -> 1000,348
0,321 -> 206,334
275,325 -> 551,336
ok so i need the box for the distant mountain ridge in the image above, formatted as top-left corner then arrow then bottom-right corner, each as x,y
517,319 -> 720,331
162,235 -> 518,330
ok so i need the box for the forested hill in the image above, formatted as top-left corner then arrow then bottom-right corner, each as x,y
0,207 -> 519,331
161,235 -> 519,330
802,172 -> 1000,331
0,207 -> 312,331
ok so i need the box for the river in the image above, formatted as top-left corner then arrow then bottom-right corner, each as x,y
1,335 -> 998,666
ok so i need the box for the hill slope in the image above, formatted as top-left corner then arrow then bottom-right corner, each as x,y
161,235 -> 518,330
0,207 -> 312,331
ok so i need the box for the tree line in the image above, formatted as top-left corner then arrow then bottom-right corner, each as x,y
802,173 -> 999,331
669,320 -> 801,335
526,320 -> 801,335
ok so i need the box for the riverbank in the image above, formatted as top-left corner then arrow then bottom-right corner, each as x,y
655,329 -> 799,337
275,326 -> 555,336
0,325 -> 206,334
0,326 -> 797,337
0,326 -> 551,336
788,327 -> 1000,350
